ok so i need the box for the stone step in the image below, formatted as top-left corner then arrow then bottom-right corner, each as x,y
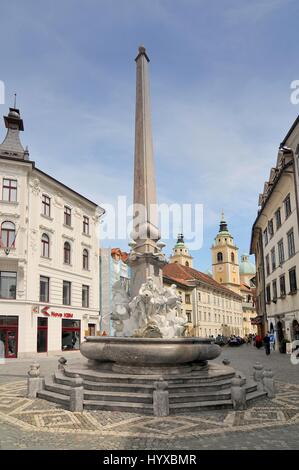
83,377 -> 235,393
65,370 -> 235,386
37,390 -> 70,408
44,379 -> 71,396
83,380 -> 154,393
83,400 -> 153,414
54,372 -> 75,386
245,389 -> 268,402
169,383 -> 257,403
168,378 -> 234,392
83,390 -> 153,404
169,399 -> 233,413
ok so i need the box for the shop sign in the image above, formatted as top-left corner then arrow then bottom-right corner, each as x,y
40,306 -> 73,319
31,305 -> 39,314
251,316 -> 263,325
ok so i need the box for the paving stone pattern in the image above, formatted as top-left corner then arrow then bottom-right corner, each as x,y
0,346 -> 298,449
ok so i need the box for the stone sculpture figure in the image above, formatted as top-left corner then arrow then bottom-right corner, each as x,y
111,276 -> 187,338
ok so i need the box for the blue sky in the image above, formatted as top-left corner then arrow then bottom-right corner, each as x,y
0,0 -> 299,271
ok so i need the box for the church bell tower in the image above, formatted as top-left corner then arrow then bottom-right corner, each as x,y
211,212 -> 240,294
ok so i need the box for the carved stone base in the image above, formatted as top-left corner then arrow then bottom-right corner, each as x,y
111,363 -> 206,376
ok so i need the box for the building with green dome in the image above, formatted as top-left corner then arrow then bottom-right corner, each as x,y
239,254 -> 256,286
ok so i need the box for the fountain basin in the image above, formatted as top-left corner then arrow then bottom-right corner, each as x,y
80,336 -> 221,372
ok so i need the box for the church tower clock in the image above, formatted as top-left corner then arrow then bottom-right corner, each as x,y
211,212 -> 240,294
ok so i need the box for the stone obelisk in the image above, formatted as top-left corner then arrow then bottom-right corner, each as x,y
128,46 -> 166,298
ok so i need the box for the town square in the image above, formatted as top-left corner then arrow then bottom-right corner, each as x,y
0,0 -> 299,457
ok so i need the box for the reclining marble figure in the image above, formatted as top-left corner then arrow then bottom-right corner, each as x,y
111,276 -> 188,338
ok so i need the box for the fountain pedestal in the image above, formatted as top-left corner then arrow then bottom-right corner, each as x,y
80,336 -> 221,375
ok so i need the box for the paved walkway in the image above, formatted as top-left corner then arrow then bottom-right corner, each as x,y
0,345 -> 298,450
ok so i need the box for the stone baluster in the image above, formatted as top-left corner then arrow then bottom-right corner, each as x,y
153,380 -> 169,416
69,374 -> 84,412
231,376 -> 247,410
253,362 -> 264,389
262,369 -> 275,398
58,356 -> 67,374
27,362 -> 43,398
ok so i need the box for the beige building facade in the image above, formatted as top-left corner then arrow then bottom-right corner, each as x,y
164,235 -> 243,338
250,116 -> 299,346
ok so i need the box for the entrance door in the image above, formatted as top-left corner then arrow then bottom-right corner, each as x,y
37,317 -> 48,353
277,321 -> 284,343
292,320 -> 299,340
0,316 -> 18,358
6,330 -> 17,358
88,323 -> 96,336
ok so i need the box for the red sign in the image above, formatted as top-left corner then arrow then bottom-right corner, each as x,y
251,316 -> 263,325
40,306 -> 73,319
41,306 -> 50,316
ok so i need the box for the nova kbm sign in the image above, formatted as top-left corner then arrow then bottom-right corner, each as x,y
40,306 -> 74,319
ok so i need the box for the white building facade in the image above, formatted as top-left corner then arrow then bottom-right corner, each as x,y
0,106 -> 103,358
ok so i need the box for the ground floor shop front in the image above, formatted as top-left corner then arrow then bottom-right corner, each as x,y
0,302 -> 100,358
268,310 -> 299,352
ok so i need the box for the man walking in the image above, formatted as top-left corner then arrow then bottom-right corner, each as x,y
263,332 -> 271,356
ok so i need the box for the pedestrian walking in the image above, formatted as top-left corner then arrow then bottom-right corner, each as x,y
263,332 -> 271,355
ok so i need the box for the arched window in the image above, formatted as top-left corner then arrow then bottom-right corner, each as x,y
64,241 -> 71,264
1,221 -> 16,248
185,261 -> 189,267
217,252 -> 223,262
83,249 -> 89,270
41,233 -> 50,258
231,252 -> 235,262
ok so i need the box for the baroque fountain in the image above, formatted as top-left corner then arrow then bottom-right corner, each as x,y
37,46 -> 266,414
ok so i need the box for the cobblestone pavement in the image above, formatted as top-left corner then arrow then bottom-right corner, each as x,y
0,346 -> 298,450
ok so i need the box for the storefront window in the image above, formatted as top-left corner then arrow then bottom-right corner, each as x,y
61,319 -> 80,350
0,316 -> 18,358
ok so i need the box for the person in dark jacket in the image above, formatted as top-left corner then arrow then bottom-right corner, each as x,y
263,332 -> 271,355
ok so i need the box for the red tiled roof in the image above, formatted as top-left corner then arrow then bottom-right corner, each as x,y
163,263 -> 242,299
